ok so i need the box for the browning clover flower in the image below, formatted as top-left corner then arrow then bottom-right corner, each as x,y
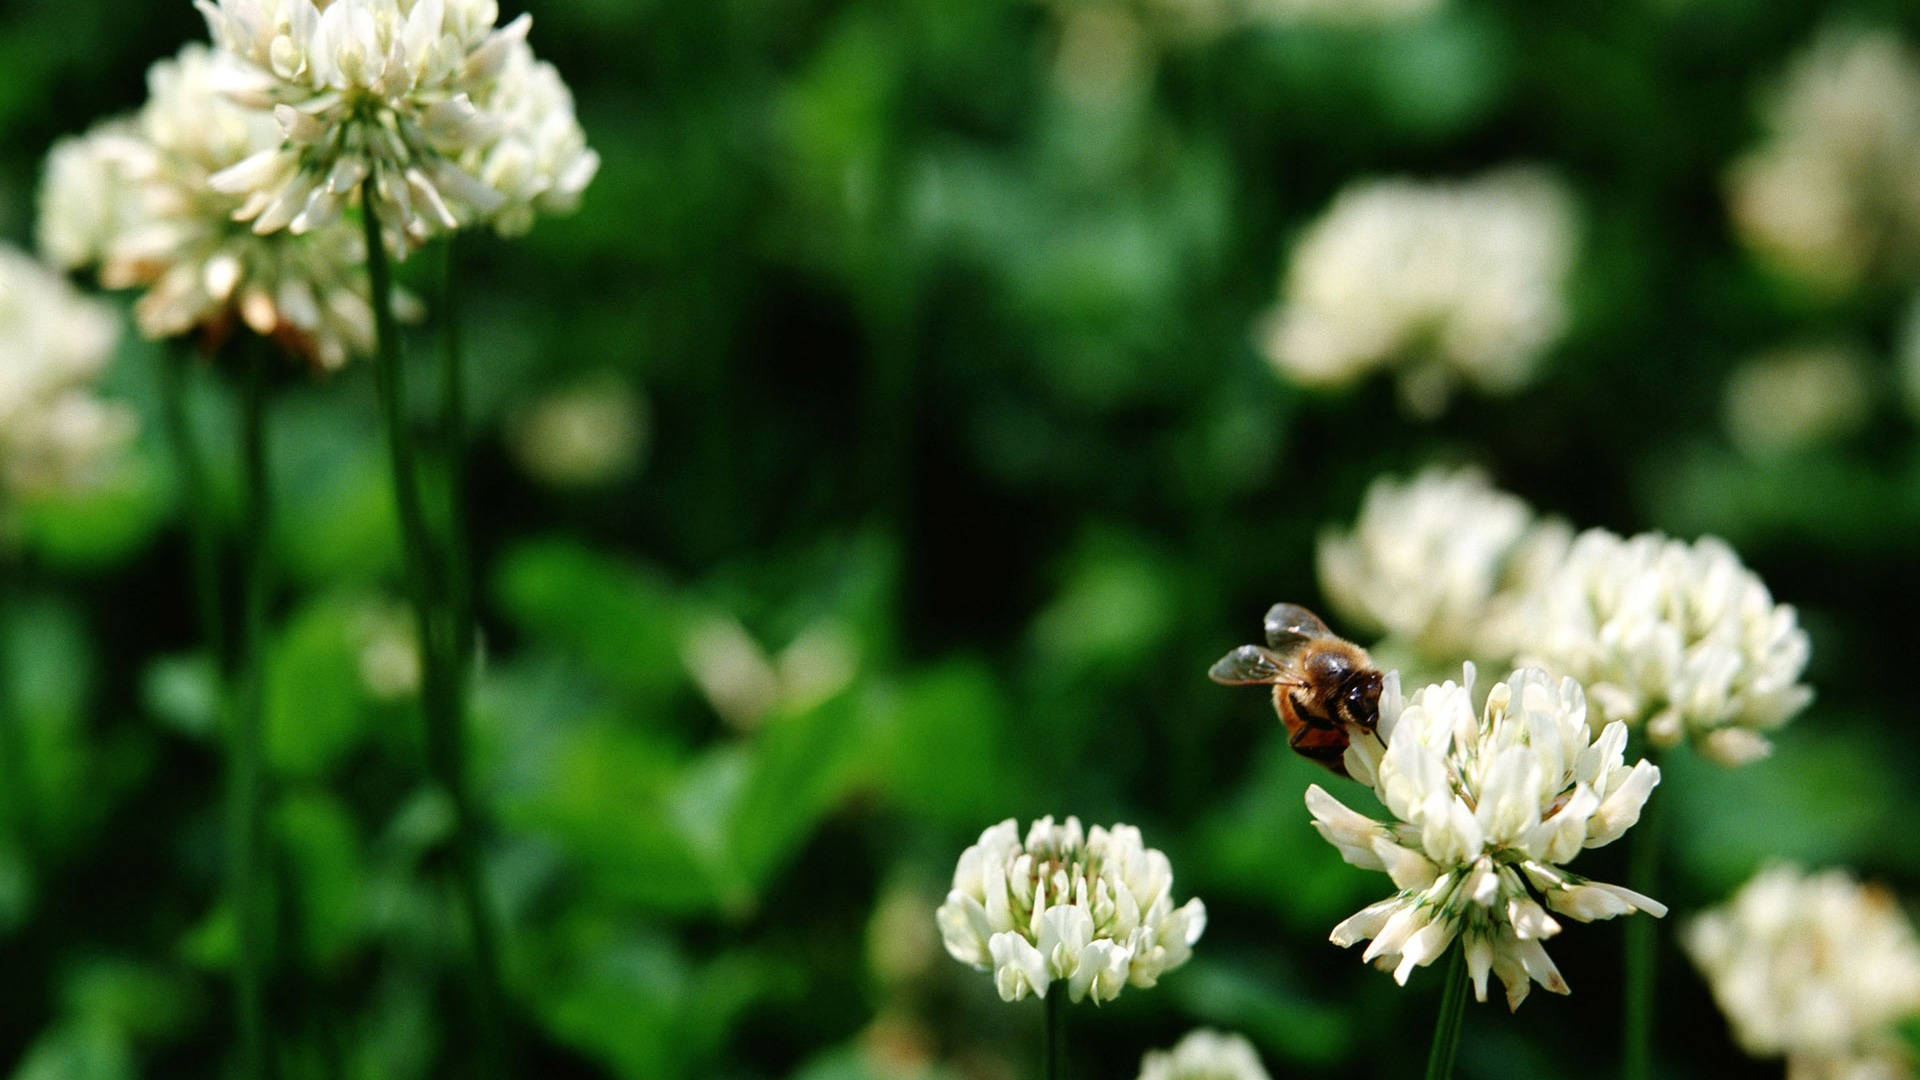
936,816 -> 1206,1004
39,45 -> 380,370
1310,666 -> 1664,1010
1258,168 -> 1577,418
1318,466 -> 1569,672
197,0 -> 548,250
0,245 -> 134,507
1500,530 -> 1813,766
1136,1029 -> 1273,1080
1685,864 -> 1920,1080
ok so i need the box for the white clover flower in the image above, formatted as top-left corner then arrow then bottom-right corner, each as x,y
38,45 -> 383,371
1318,466 -> 1570,670
462,35 -> 598,236
505,378 -> 647,489
1684,865 -> 1920,1080
936,816 -> 1206,1004
1137,1029 -> 1273,1080
37,124 -> 145,274
0,246 -> 135,506
1311,666 -> 1664,1011
1727,28 -> 1920,296
1723,343 -> 1872,460
1259,168 -> 1577,418
197,0 -> 537,249
1501,530 -> 1813,766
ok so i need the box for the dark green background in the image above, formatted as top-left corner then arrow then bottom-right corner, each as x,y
2,0 -> 1918,1077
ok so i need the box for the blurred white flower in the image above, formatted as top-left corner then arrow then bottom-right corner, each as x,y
37,123 -> 145,274
680,614 -> 859,732
38,45 -> 380,370
350,597 -> 420,701
197,0 -> 579,250
463,33 -> 599,236
1259,168 -> 1577,417
936,816 -> 1206,1003
0,245 -> 135,507
1137,1029 -> 1272,1080
1684,864 -> 1920,1080
1318,466 -> 1569,669
1500,530 -> 1813,765
1727,28 -> 1920,296
1312,666 -> 1664,1011
1723,344 -> 1873,460
505,378 -> 647,488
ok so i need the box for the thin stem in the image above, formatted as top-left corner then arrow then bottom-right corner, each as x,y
361,189 -> 505,1075
157,343 -> 228,669
437,237 -> 473,683
1624,766 -> 1665,1080
1424,942 -> 1469,1080
233,341 -> 273,1079
1044,991 -> 1067,1080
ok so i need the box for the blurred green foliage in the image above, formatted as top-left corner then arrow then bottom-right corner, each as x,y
3,0 -> 1920,1079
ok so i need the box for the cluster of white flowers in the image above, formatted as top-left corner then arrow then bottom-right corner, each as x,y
39,45 -> 378,370
1318,466 -> 1569,671
936,816 -> 1206,1004
0,246 -> 135,507
1684,865 -> 1920,1080
1136,1029 -> 1272,1080
1309,666 -> 1664,1010
197,0 -> 597,251
1259,168 -> 1577,417
1727,28 -> 1920,296
1501,530 -> 1813,766
1317,469 -> 1815,766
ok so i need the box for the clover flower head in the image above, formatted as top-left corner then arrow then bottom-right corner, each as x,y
1136,1029 -> 1273,1080
197,0 -> 541,250
1685,865 -> 1920,1080
1502,529 -> 1813,765
463,34 -> 599,236
38,44 -> 384,370
1318,465 -> 1569,670
935,816 -> 1206,1004
0,246 -> 134,506
1259,168 -> 1577,417
1727,27 -> 1920,296
1311,665 -> 1664,1010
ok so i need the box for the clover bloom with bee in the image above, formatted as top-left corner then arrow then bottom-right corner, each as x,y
935,816 -> 1206,1004
1308,665 -> 1664,1010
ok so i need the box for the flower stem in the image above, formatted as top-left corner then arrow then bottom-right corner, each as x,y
1424,942 -> 1469,1080
361,187 -> 505,1075
1044,991 -> 1068,1080
437,237 -> 473,683
157,342 -> 228,669
233,340 -> 273,1080
1624,772 -> 1665,1080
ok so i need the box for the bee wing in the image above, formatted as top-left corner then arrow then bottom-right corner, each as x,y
1209,645 -> 1287,685
1264,603 -> 1332,651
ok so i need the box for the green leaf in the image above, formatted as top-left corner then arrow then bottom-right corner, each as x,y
493,539 -> 689,701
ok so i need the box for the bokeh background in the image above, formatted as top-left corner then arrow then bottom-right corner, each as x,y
3,0 -> 1920,1077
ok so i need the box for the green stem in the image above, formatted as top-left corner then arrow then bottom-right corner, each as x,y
157,343 -> 228,670
1624,768 -> 1665,1080
1044,991 -> 1067,1080
233,341 -> 273,1079
1424,943 -> 1469,1080
437,238 -> 473,684
361,188 -> 505,1075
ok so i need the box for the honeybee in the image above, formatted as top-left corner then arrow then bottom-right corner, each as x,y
1209,603 -> 1383,778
